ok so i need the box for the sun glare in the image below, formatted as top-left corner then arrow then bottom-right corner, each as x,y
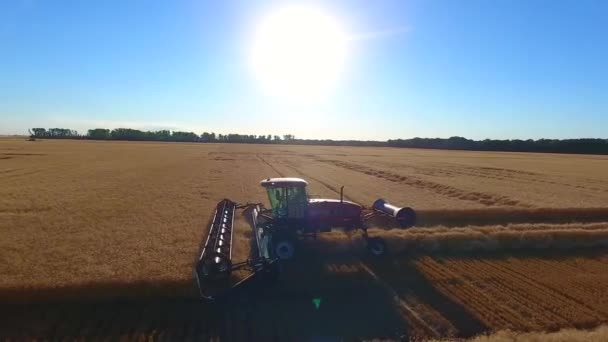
251,6 -> 347,101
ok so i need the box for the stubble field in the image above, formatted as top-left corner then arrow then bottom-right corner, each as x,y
1,138 -> 608,340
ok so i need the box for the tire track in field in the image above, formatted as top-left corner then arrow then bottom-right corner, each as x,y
357,256 -> 489,338
0,206 -> 53,215
0,168 -> 43,179
499,258 -> 608,317
277,159 -> 366,204
256,154 -> 285,177
469,167 -> 608,194
449,259 -> 576,329
417,256 -> 523,330
309,246 -> 445,338
526,258 -> 608,312
415,164 -> 608,194
312,158 -> 531,208
357,262 -> 442,339
476,259 -> 606,325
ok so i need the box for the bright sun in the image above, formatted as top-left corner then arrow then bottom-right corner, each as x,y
251,6 -> 347,101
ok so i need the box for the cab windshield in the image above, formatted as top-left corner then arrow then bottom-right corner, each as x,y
267,187 -> 287,217
266,186 -> 308,218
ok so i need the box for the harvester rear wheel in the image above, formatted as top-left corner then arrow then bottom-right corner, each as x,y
366,237 -> 387,257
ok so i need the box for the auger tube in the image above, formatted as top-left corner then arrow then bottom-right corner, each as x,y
373,198 -> 416,228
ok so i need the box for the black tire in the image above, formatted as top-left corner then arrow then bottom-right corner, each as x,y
272,232 -> 296,260
366,237 -> 387,257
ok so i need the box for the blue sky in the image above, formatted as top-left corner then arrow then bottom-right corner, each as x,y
1,0 -> 607,140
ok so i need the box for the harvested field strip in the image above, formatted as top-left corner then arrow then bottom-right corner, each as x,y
530,258 -> 608,308
358,262 -> 443,338
416,255 -> 608,333
416,256 -> 523,330
452,259 -> 601,326
449,260 -> 570,331
418,255 -> 608,332
487,258 -> 608,317
359,258 -> 488,338
559,256 -> 608,274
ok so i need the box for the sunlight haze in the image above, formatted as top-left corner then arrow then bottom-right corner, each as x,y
1,0 -> 607,140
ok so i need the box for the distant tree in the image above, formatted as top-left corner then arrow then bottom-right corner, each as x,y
171,131 -> 199,142
87,128 -> 110,139
153,130 -> 171,141
201,132 -> 213,142
111,128 -> 146,140
31,128 -> 47,137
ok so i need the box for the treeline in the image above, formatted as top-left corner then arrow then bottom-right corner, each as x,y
29,128 -> 79,138
30,127 -> 297,143
28,128 -> 608,154
387,136 -> 608,154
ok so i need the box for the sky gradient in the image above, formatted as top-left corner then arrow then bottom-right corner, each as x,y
1,0 -> 607,140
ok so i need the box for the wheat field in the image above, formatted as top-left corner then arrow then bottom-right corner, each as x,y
1,138 -> 608,340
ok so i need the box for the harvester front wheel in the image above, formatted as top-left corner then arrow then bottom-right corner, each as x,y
366,237 -> 387,257
272,233 -> 296,260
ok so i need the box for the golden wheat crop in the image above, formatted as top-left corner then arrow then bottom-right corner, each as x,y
1,138 -> 608,339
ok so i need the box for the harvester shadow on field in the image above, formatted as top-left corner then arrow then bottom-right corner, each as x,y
216,239 -> 410,340
0,299 -> 222,341
0,247 -> 419,340
2,245 -> 606,341
191,207 -> 412,340
213,236 -> 490,341
285,238 -> 489,339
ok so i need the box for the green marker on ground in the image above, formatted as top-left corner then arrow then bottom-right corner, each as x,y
312,297 -> 322,310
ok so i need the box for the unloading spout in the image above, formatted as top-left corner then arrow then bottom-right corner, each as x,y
373,199 -> 416,228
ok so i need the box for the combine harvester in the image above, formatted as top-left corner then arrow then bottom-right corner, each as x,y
195,177 -> 416,301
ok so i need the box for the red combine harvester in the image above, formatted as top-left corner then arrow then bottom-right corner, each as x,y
194,177 -> 416,300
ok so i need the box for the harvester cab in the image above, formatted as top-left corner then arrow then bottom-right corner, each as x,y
194,177 -> 416,301
261,178 -> 308,220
